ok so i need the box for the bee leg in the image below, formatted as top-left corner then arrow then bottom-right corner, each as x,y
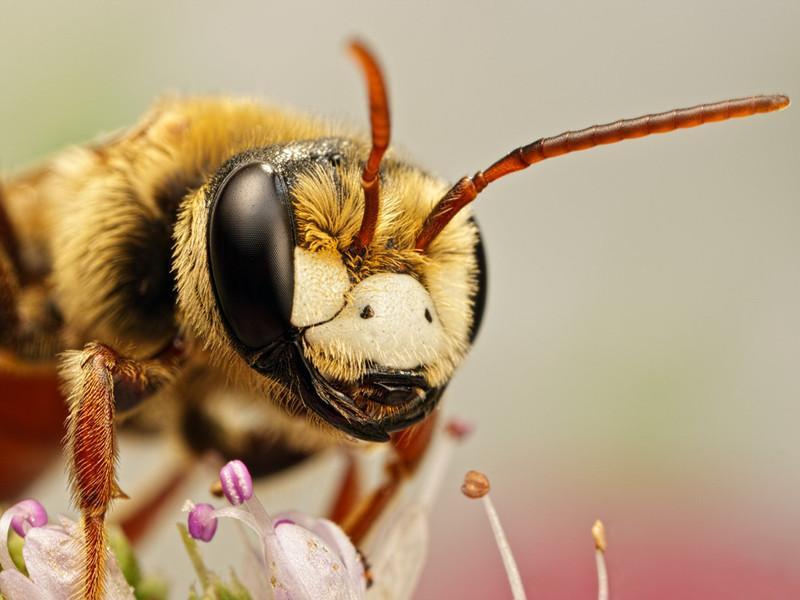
343,413 -> 439,544
60,342 -> 179,600
328,453 -> 361,524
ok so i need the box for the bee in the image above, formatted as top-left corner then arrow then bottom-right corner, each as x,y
0,39 -> 788,599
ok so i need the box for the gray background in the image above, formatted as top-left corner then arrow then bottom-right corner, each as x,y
2,1 -> 798,598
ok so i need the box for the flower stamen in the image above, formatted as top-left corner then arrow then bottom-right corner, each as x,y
461,470 -> 527,600
187,503 -> 218,542
0,499 -> 49,573
184,459 -> 369,599
8,499 -> 48,538
219,459 -> 253,505
593,519 -> 609,600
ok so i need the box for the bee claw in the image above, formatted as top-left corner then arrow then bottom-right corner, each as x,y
111,481 -> 130,500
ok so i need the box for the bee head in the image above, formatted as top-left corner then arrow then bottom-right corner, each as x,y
205,138 -> 486,442
191,40 -> 786,443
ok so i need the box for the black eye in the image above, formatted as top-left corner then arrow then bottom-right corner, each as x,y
468,218 -> 487,344
208,162 -> 295,350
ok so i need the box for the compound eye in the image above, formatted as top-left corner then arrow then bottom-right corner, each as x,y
468,221 -> 488,344
209,162 -> 295,350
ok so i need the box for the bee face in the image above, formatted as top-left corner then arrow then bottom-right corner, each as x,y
206,138 -> 486,441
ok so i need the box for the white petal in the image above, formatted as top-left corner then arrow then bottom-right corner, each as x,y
0,570 -> 50,600
22,522 -> 134,600
104,554 -> 137,600
22,524 -> 81,598
274,512 -> 366,593
365,505 -> 429,600
268,522 -> 364,600
0,506 -> 18,572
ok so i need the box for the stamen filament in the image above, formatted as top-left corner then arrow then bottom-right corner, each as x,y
592,519 -> 609,600
482,493 -> 527,600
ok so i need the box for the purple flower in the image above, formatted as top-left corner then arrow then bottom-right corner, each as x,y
8,499 -> 47,538
186,460 -> 367,599
185,421 -> 473,599
0,501 -> 134,600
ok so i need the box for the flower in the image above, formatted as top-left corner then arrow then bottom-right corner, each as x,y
0,499 -> 134,600
184,420 -> 471,599
186,460 -> 367,599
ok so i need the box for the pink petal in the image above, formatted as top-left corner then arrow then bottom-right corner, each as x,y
22,525 -> 82,596
276,511 -> 366,593
269,522 -> 364,600
9,499 -> 48,538
0,570 -> 50,600
22,522 -> 134,600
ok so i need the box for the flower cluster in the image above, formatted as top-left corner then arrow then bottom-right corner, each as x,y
0,420 -> 612,600
0,421 -> 614,600
0,499 -> 134,600
185,459 -> 368,599
183,421 -> 472,599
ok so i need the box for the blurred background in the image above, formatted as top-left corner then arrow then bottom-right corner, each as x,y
1,1 -> 798,598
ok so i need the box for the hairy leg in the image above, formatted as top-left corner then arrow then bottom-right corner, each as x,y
61,342 -> 180,600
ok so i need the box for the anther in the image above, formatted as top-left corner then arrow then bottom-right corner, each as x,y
219,459 -> 253,505
187,503 -> 218,542
593,519 -> 610,600
461,470 -> 490,499
9,499 -> 48,537
592,519 -> 607,552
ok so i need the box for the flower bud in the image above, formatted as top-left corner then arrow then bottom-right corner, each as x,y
187,503 -> 218,542
9,499 -> 48,538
